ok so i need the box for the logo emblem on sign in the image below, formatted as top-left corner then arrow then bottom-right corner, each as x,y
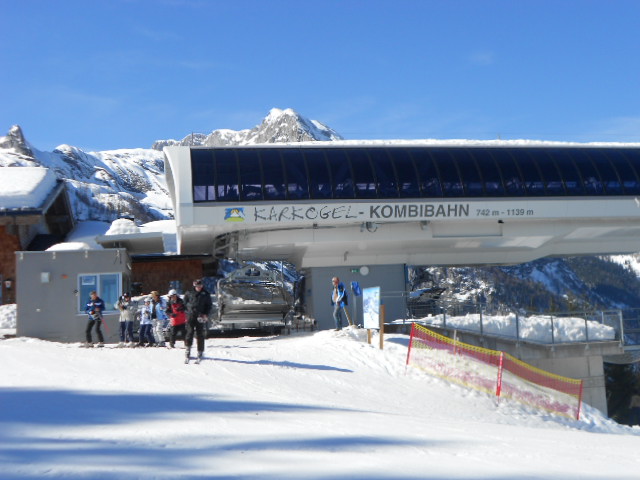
224,208 -> 245,222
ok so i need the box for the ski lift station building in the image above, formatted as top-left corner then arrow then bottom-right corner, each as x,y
163,142 -> 640,327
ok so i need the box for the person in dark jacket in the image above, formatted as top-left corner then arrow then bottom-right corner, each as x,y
84,290 -> 105,347
183,279 -> 212,361
330,277 -> 347,331
165,289 -> 187,348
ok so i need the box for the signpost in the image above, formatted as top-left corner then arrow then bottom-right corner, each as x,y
363,286 -> 384,349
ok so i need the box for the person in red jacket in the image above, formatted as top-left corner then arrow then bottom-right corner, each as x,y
165,289 -> 187,349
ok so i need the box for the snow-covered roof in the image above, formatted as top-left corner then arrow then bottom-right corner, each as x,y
0,167 -> 58,210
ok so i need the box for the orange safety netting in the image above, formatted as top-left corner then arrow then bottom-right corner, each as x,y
406,323 -> 583,419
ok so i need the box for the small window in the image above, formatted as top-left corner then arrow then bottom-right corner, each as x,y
519,150 -> 546,196
610,150 -> 640,195
454,149 -> 484,196
348,149 -> 377,198
327,149 -> 355,198
369,149 -> 399,198
260,150 -> 286,200
305,149 -> 333,199
237,150 -> 263,201
191,150 -> 215,202
430,149 -> 464,196
413,149 -> 443,197
281,149 -> 310,200
214,150 -> 240,201
473,149 -> 504,196
390,148 -> 419,198
490,149 -> 525,196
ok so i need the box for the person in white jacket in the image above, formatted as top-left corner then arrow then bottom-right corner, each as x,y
138,298 -> 155,347
150,291 -> 168,347
116,293 -> 137,347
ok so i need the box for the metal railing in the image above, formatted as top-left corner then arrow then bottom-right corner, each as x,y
401,296 -> 624,346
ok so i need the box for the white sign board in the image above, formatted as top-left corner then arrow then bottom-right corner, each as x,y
363,286 -> 380,330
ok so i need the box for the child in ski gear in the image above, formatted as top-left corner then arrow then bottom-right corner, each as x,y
330,277 -> 347,331
138,298 -> 155,347
165,289 -> 187,348
183,279 -> 212,361
116,293 -> 137,347
150,291 -> 168,347
84,291 -> 105,347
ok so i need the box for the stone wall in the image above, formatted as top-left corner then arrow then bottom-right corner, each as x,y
0,225 -> 20,303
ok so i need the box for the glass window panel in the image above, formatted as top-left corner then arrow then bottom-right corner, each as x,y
489,149 -> 525,196
327,149 -> 354,199
190,150 -> 214,186
587,152 -> 621,194
190,150 -> 215,202
194,186 -> 207,201
79,274 -> 97,313
390,148 -> 420,198
304,149 -> 333,199
260,150 -> 286,200
281,149 -> 310,200
527,149 -> 564,195
429,149 -> 464,196
473,149 -> 504,196
518,150 -> 546,196
348,149 -> 377,198
613,150 -> 640,194
237,150 -> 263,201
569,149 -> 603,195
369,149 -> 398,198
213,150 -> 239,201
100,274 -> 119,312
412,148 -> 442,197
453,149 -> 484,196
546,149 -> 584,195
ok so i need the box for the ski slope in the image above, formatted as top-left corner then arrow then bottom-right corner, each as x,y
1,325 -> 639,479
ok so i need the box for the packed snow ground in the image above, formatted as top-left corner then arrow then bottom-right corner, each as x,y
1,304 -> 640,479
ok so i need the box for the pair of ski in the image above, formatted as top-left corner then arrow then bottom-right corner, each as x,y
185,355 -> 203,365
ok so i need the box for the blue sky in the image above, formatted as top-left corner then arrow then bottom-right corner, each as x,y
2,0 -> 640,152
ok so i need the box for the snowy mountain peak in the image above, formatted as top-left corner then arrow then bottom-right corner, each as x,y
0,125 -> 34,158
151,108 -> 343,150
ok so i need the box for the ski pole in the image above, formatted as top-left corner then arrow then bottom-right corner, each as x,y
342,305 -> 354,327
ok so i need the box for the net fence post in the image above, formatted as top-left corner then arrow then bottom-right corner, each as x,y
405,322 -> 415,369
496,352 -> 504,399
576,380 -> 584,420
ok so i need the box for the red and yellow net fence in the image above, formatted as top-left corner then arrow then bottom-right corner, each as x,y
406,323 -> 584,419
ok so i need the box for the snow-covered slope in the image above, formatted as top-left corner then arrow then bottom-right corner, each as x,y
0,327 -> 639,478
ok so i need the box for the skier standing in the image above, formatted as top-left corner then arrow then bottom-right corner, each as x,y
330,277 -> 347,331
84,290 -> 105,347
165,289 -> 187,348
150,291 -> 168,347
138,298 -> 156,347
183,279 -> 212,363
116,292 -> 137,347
